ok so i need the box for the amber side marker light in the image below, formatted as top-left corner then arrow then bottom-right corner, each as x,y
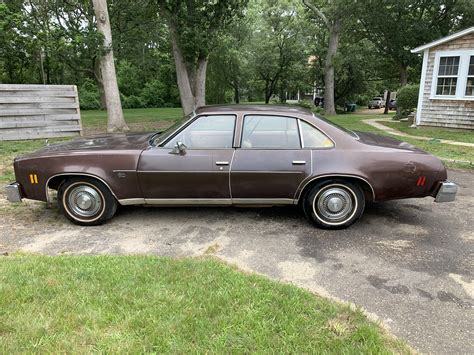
29,174 -> 39,184
416,176 -> 426,187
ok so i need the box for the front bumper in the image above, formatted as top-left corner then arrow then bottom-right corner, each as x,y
435,181 -> 457,203
5,183 -> 22,203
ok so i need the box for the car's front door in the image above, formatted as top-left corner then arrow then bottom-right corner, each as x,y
137,114 -> 236,203
230,114 -> 311,204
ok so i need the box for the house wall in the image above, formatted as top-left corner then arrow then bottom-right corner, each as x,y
419,33 -> 474,129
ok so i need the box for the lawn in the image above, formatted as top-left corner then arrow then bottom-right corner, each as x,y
0,256 -> 408,353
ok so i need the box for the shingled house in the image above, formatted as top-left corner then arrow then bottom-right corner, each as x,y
412,27 -> 474,129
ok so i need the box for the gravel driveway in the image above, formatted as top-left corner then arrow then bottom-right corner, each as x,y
1,169 -> 473,353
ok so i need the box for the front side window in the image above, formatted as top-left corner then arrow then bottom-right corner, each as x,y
436,56 -> 460,96
164,115 -> 235,149
300,121 -> 334,148
466,56 -> 474,96
241,115 -> 300,149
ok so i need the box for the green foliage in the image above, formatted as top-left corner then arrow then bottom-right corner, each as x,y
78,79 -> 100,110
397,84 -> 419,116
117,60 -> 142,97
121,95 -> 145,109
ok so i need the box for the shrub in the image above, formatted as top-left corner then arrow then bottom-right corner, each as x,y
122,95 -> 145,109
397,84 -> 419,116
78,79 -> 100,110
141,80 -> 166,108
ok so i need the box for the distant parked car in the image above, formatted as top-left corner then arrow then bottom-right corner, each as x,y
388,99 -> 397,110
368,97 -> 385,109
5,105 -> 457,229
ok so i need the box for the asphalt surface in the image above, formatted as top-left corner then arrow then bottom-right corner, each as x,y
1,169 -> 473,353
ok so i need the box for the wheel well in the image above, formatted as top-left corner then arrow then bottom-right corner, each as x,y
46,174 -> 117,201
298,176 -> 375,204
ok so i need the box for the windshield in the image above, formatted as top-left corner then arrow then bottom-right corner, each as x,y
315,114 -> 359,139
150,112 -> 194,146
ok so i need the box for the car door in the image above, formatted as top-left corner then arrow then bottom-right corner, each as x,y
137,114 -> 236,203
230,114 -> 311,203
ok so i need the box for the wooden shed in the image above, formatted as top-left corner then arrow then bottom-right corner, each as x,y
412,27 -> 474,130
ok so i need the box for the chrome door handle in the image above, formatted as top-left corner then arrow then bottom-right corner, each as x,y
292,160 -> 306,165
215,161 -> 229,166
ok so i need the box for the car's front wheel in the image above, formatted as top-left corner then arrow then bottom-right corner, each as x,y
304,180 -> 365,229
58,177 -> 117,226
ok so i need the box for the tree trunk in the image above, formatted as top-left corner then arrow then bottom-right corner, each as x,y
323,22 -> 340,115
93,58 -> 107,110
234,85 -> 240,104
92,0 -> 128,132
169,21 -> 208,115
399,65 -> 408,86
384,90 -> 391,114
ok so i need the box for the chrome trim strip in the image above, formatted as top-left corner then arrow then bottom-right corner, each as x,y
118,198 -> 146,205
45,172 -> 119,203
294,174 -> 376,201
117,197 -> 295,206
112,169 -> 136,173
215,161 -> 229,165
137,171 -> 229,174
145,198 -> 232,205
230,171 -> 304,174
297,119 -> 304,148
292,161 -> 306,165
232,198 -> 294,205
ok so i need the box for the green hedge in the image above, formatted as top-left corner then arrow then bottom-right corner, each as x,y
396,84 -> 419,116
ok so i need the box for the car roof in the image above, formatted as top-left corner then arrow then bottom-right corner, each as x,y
195,104 -> 312,115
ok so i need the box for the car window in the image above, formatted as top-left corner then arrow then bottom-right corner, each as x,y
164,115 -> 235,149
241,115 -> 300,149
300,121 -> 334,148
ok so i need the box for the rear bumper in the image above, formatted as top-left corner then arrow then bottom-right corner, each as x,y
4,183 -> 22,203
434,181 -> 457,203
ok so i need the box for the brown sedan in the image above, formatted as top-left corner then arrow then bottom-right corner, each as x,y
5,105 -> 457,229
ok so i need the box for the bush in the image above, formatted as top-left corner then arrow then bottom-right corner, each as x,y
396,84 -> 419,116
78,79 -> 100,110
122,95 -> 145,109
141,80 -> 166,108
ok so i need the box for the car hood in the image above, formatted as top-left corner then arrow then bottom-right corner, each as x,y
19,132 -> 153,158
355,131 -> 427,153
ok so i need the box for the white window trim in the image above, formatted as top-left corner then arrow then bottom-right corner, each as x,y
430,49 -> 474,101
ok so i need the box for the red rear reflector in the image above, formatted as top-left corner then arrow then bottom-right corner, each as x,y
416,176 -> 426,187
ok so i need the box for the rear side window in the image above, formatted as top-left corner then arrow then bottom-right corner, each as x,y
300,121 -> 334,148
241,115 -> 300,149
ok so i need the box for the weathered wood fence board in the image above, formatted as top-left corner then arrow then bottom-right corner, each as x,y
0,84 -> 82,141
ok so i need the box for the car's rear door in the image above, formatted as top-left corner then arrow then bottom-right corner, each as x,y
230,114 -> 311,204
137,114 -> 236,203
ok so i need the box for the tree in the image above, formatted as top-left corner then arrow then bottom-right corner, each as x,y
354,0 -> 473,87
157,0 -> 248,115
302,0 -> 346,115
92,0 -> 128,132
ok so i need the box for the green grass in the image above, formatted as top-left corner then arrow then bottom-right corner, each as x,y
0,255 -> 408,353
379,120 -> 474,144
324,112 -> 474,168
81,107 -> 183,130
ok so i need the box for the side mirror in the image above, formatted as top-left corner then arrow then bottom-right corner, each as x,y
170,141 -> 187,155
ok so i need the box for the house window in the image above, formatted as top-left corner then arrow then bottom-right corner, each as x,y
432,51 -> 474,100
466,56 -> 474,96
436,56 -> 459,96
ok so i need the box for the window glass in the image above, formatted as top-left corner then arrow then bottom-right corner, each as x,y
438,56 -> 460,76
241,115 -> 300,149
436,77 -> 458,95
436,56 -> 460,96
164,115 -> 235,149
466,56 -> 474,96
300,121 -> 334,148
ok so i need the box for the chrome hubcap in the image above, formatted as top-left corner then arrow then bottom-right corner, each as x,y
68,185 -> 102,218
316,187 -> 354,222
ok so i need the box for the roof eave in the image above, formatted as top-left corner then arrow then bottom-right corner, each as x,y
411,26 -> 474,53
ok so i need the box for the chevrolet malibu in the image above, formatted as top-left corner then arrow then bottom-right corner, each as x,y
5,105 -> 457,229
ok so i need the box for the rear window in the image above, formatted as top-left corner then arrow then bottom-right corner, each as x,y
315,115 -> 359,139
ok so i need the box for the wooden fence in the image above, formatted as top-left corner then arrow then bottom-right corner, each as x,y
0,84 -> 82,141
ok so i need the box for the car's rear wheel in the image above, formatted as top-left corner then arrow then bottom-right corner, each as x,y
304,180 -> 365,229
58,177 -> 117,226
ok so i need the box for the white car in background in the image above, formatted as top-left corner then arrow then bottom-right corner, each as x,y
368,97 -> 385,109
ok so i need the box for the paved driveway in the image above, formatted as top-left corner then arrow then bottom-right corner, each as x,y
1,169 -> 473,353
